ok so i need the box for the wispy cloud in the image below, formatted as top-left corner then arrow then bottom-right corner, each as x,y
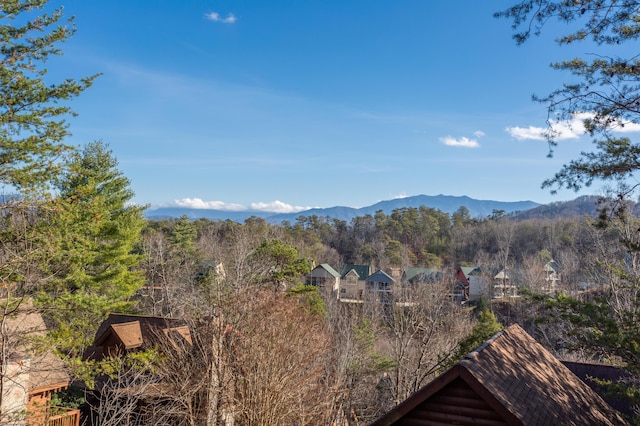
205,12 -> 237,24
506,116 -> 584,141
506,112 -> 640,141
173,198 -> 247,211
171,198 -> 309,213
249,201 -> 310,213
439,133 -> 482,148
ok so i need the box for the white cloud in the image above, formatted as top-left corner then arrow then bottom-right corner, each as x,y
205,12 -> 237,24
391,193 -> 407,199
505,119 -> 584,141
173,198 -> 247,211
505,125 -> 550,141
440,135 -> 480,148
611,120 -> 640,133
474,130 -> 486,138
249,201 -> 309,213
170,198 -> 309,213
506,112 -> 640,141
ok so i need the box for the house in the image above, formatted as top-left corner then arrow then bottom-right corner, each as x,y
338,264 -> 371,300
493,268 -> 517,298
1,300 -> 80,426
371,324 -> 626,426
306,263 -> 341,295
86,313 -> 192,360
364,270 -> 396,305
543,260 -> 560,294
403,267 -> 441,285
400,267 -> 442,301
456,266 -> 483,301
85,314 -> 228,425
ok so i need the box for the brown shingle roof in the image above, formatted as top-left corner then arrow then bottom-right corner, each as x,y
371,324 -> 627,426
91,313 -> 191,357
109,321 -> 144,349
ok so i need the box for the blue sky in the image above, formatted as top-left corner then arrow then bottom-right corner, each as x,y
39,1 -> 640,212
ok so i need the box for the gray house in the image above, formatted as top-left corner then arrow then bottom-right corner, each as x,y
306,263 -> 341,294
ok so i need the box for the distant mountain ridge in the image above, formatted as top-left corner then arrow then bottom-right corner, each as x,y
145,194 -> 541,223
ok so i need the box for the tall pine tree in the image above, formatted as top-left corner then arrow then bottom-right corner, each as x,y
38,141 -> 146,354
0,0 -> 98,192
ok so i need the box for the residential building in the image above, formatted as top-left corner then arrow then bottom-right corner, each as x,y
543,259 -> 560,294
1,301 -> 80,426
338,264 -> 370,300
371,324 -> 626,425
493,268 -> 517,298
456,266 -> 483,301
400,267 -> 442,301
86,313 -> 192,360
364,269 -> 396,305
306,263 -> 341,295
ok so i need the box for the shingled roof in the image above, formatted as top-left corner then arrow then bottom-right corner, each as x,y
371,324 -> 627,426
88,313 -> 192,359
310,263 -> 341,278
340,264 -> 370,280
365,269 -> 395,284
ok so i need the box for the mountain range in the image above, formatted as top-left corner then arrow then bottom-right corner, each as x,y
145,194 -> 544,223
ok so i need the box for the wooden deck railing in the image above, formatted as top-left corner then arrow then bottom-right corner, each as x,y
47,407 -> 80,426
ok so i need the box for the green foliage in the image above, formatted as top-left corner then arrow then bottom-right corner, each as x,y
541,287 -> 640,420
50,386 -> 85,410
254,239 -> 311,287
322,206 -> 452,267
52,141 -> 145,294
0,0 -> 98,192
537,249 -> 552,263
171,215 -> 197,252
287,284 -> 326,315
351,318 -> 395,373
37,141 -> 146,354
385,239 -> 403,266
550,289 -> 640,374
497,1 -> 640,199
451,303 -> 503,365
66,348 -> 162,391
482,5 -> 640,404
452,206 -> 472,228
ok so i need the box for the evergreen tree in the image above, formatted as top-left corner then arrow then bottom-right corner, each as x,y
0,0 -> 98,192
171,214 -> 198,253
254,239 -> 311,289
38,141 -> 146,353
496,1 -> 640,202
498,3 -> 640,418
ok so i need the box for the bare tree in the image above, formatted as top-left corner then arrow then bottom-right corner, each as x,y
323,295 -> 393,424
379,279 -> 473,406
228,290 -> 342,425
0,200 -> 56,424
88,356 -> 161,426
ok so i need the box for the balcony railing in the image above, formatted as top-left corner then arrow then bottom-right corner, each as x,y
46,407 -> 80,426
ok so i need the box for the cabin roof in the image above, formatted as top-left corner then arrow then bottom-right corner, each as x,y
371,324 -> 626,426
